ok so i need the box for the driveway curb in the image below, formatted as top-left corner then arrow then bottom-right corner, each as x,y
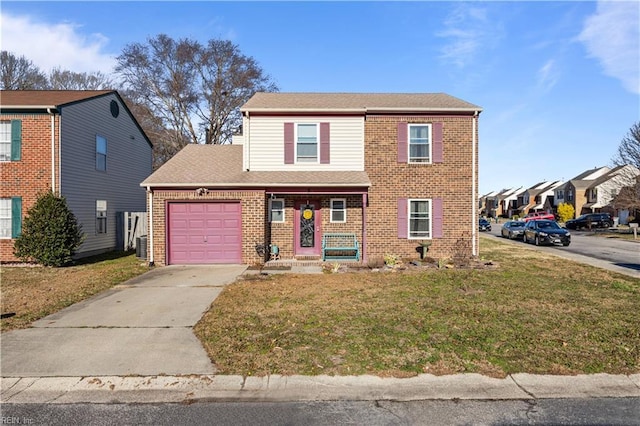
2,373 -> 639,404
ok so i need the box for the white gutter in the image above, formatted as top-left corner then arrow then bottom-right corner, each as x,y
147,186 -> 154,265
48,108 -> 55,192
472,111 -> 479,256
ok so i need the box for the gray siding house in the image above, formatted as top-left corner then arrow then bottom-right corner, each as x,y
1,90 -> 153,261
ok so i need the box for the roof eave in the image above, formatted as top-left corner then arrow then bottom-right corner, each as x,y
141,182 -> 372,188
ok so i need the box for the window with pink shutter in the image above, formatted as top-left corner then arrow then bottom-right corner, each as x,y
320,122 -> 330,164
284,123 -> 294,164
397,122 -> 408,163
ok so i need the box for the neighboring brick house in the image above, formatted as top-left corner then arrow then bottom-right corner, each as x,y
141,93 -> 482,266
1,90 -> 153,262
556,166 -> 610,219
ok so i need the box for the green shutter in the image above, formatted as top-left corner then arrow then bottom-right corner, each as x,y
11,120 -> 22,161
11,197 -> 22,238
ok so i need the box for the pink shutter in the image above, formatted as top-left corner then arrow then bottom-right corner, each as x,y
397,198 -> 408,238
320,122 -> 330,164
397,122 -> 408,163
433,122 -> 443,163
284,123 -> 294,164
432,198 -> 443,238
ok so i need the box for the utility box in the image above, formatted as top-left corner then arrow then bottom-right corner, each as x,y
136,236 -> 148,259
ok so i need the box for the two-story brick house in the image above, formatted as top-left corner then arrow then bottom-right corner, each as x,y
141,93 -> 481,265
1,90 -> 153,262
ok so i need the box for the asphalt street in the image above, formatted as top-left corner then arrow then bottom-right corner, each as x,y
483,221 -> 640,278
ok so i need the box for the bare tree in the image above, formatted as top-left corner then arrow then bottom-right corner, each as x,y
611,122 -> 640,214
49,68 -> 114,90
115,34 -> 277,165
0,51 -> 48,89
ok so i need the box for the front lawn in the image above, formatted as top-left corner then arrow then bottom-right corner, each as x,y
194,237 -> 640,377
1,252 -> 149,331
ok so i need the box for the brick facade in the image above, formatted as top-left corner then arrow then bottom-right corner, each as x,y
0,114 -> 60,262
148,189 -> 266,266
364,115 -> 478,261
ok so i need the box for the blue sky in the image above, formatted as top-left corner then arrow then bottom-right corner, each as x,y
2,1 -> 639,194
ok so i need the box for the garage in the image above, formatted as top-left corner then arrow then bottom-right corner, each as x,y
167,202 -> 242,264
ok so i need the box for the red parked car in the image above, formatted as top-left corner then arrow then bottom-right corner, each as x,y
523,212 -> 555,222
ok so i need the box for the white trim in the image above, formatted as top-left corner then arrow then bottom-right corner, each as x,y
330,198 -> 347,223
407,198 -> 432,239
407,123 -> 432,164
147,188 -> 154,264
269,198 -> 285,223
472,112 -> 478,256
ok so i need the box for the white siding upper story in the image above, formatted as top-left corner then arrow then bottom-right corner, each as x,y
242,115 -> 365,171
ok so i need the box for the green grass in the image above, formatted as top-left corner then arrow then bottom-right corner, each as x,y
194,237 -> 640,377
1,252 -> 149,331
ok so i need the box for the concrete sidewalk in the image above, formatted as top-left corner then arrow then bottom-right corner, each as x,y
2,373 -> 639,404
0,265 -> 247,377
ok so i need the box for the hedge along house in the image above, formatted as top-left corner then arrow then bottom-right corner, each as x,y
1,90 -> 153,262
141,93 -> 482,266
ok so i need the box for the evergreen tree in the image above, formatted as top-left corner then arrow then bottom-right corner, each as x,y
14,192 -> 84,266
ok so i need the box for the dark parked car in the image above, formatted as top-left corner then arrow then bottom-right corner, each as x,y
523,220 -> 571,246
565,213 -> 613,230
479,218 -> 492,232
501,220 -> 526,240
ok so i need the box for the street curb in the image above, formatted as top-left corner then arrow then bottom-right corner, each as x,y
2,373 -> 639,404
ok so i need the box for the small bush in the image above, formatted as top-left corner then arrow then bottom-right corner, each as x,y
13,191 -> 84,267
557,203 -> 575,223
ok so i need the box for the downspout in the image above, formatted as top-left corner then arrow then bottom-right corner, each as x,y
147,186 -> 154,266
472,111 -> 479,256
246,112 -> 250,171
48,108 -> 55,192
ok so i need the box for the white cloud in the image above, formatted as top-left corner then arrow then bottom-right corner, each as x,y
578,0 -> 640,95
436,4 -> 500,69
0,12 -> 116,75
537,59 -> 560,93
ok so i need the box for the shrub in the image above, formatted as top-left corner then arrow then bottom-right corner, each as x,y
557,203 -> 575,223
13,191 -> 84,267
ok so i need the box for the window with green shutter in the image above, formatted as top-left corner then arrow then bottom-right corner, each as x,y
11,197 -> 22,238
11,120 -> 22,161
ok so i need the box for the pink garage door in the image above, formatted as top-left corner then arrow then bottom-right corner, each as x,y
168,202 -> 242,264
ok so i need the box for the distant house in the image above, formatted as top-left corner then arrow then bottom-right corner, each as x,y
141,92 -> 482,265
480,190 -> 499,217
1,90 -> 153,262
518,181 -> 562,215
496,187 -> 523,218
583,165 -> 640,222
558,167 -> 610,219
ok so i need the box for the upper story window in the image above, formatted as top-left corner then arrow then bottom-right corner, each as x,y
409,199 -> 431,239
408,124 -> 431,163
96,135 -> 107,171
589,188 -> 598,200
96,200 -> 107,233
0,120 -> 21,162
330,198 -> 346,223
557,190 -> 564,200
296,124 -> 318,163
567,189 -> 574,202
0,122 -> 11,161
269,198 -> 284,223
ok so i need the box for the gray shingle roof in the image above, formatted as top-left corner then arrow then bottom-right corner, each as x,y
141,144 -> 371,188
242,92 -> 482,113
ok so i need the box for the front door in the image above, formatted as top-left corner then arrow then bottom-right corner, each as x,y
294,200 -> 321,256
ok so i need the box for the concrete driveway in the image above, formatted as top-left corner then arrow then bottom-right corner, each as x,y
0,265 -> 247,377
